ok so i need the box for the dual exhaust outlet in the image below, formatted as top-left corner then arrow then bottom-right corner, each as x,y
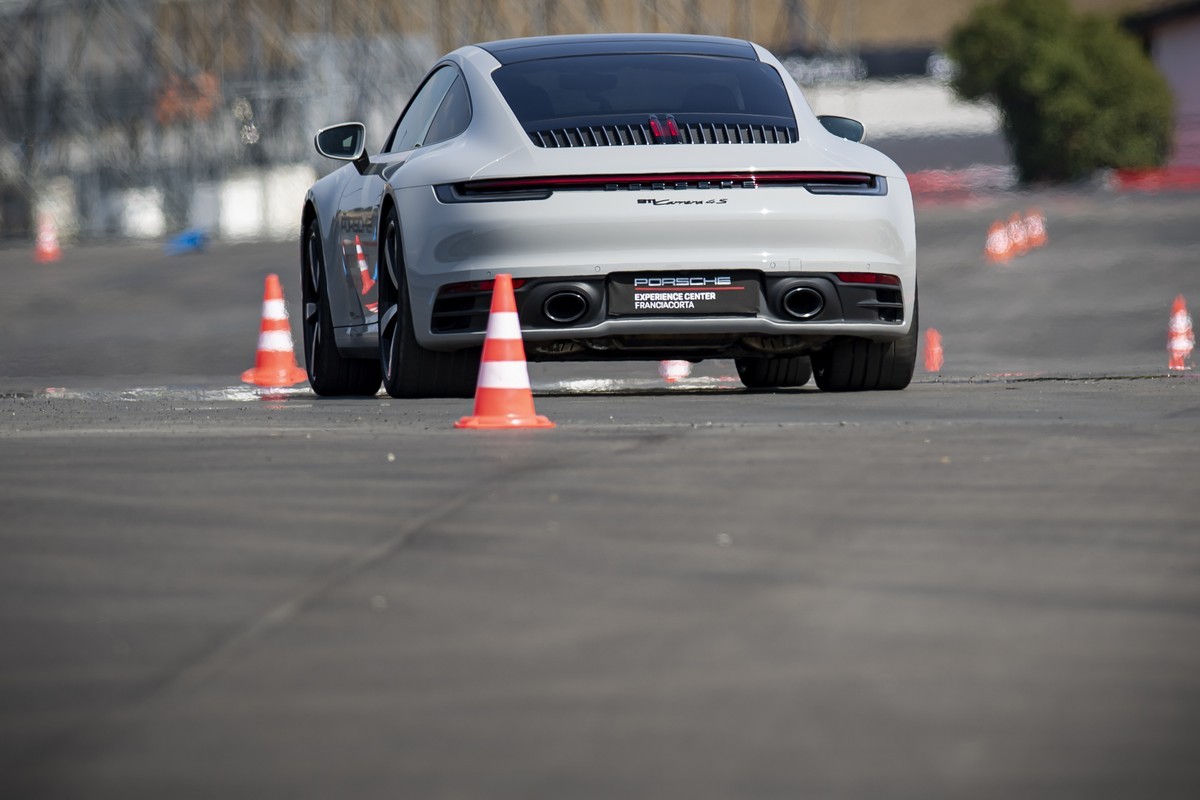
780,286 -> 825,320
542,290 -> 590,324
538,283 -> 826,324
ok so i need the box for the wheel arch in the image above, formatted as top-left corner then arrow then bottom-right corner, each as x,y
378,190 -> 402,288
300,201 -> 319,267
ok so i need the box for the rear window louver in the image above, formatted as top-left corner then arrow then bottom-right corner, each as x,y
529,122 -> 798,148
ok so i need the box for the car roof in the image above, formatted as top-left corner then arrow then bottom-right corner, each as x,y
476,33 -> 759,65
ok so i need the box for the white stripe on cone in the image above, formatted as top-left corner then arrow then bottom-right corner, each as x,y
257,330 -> 295,352
262,299 -> 287,320
485,311 -> 522,340
477,360 -> 532,390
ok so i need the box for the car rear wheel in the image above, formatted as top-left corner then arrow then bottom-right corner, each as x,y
811,301 -> 918,392
734,355 -> 813,389
302,219 -> 382,397
378,206 -> 480,399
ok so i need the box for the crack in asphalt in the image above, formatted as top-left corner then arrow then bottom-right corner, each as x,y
4,429 -> 685,779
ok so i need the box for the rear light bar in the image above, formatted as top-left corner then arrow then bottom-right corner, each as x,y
435,172 -> 887,202
835,272 -> 901,286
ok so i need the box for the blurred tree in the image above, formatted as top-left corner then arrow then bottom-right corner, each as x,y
948,0 -> 1173,182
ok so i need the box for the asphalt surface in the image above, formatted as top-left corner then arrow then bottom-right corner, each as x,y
1,187 -> 1199,799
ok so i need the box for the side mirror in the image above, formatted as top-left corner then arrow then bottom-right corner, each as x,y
314,122 -> 369,173
818,115 -> 866,143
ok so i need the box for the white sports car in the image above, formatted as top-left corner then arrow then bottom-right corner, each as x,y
302,33 -> 917,397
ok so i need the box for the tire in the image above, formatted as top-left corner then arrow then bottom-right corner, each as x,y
302,220 -> 382,397
378,206 -> 480,399
812,301 -> 919,392
734,355 -> 813,389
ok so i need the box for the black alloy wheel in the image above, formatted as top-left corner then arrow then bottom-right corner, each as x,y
378,206 -> 480,398
301,219 -> 382,396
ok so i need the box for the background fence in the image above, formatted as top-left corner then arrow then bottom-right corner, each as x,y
0,0 -> 876,242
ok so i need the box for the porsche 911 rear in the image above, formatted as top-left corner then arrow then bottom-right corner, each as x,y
303,34 -> 918,398
406,164 -> 913,358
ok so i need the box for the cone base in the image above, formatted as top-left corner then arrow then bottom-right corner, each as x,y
241,366 -> 309,387
455,413 -> 555,430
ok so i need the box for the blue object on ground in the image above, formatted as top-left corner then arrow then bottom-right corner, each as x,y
165,229 -> 208,255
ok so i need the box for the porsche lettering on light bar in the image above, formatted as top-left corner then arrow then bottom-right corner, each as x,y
434,172 -> 888,203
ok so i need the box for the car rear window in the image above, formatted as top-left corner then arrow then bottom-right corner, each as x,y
492,53 -> 796,131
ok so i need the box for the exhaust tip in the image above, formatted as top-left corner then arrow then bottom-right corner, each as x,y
543,290 -> 589,324
782,286 -> 825,320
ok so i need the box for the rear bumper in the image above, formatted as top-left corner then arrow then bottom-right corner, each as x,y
427,271 -> 909,360
394,178 -> 916,354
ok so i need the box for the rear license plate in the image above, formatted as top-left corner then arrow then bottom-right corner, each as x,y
608,272 -> 759,316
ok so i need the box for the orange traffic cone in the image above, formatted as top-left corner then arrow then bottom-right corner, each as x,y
1007,212 -> 1030,256
241,273 -> 308,387
984,220 -> 1012,263
1025,208 -> 1048,248
34,214 -> 61,264
455,273 -> 554,429
923,327 -> 944,372
353,235 -> 375,294
1168,294 -> 1194,371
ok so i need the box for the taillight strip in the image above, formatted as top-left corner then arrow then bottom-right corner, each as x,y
435,172 -> 888,202
468,172 -> 879,191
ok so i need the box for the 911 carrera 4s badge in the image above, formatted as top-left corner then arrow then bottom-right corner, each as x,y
608,273 -> 760,316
